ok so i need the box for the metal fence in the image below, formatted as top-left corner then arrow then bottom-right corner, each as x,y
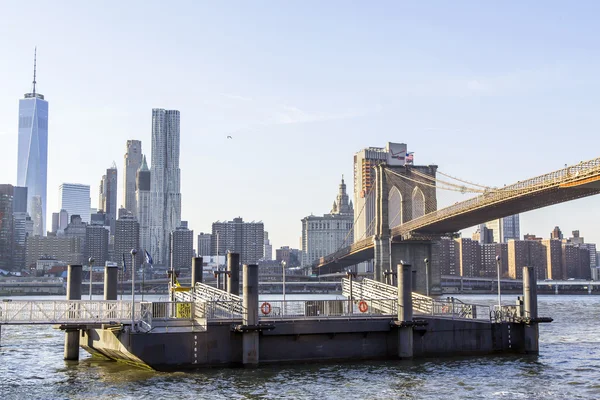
258,299 -> 397,320
0,300 -> 139,325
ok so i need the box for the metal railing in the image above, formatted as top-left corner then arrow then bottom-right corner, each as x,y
490,305 -> 522,323
258,299 -> 397,320
342,278 -> 493,322
0,300 -> 139,325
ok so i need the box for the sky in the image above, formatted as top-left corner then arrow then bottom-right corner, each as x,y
2,1 -> 600,251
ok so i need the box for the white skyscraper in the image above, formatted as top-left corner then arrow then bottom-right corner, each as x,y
123,140 -> 142,215
17,49 -> 48,236
136,155 -> 152,256
150,109 -> 181,266
59,183 -> 91,224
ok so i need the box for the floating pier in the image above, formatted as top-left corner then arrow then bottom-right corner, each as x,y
0,258 -> 551,370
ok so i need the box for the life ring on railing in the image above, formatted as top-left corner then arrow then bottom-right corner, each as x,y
442,305 -> 450,313
260,302 -> 272,315
358,300 -> 368,313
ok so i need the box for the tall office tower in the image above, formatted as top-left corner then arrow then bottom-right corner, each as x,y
51,212 -> 59,234
211,218 -> 264,265
30,195 -> 44,236
483,214 -> 520,243
114,215 -> 141,267
0,185 -> 15,270
85,224 -> 109,266
63,214 -> 87,248
57,209 -> 69,233
12,186 -> 28,213
508,239 -> 547,280
542,239 -> 564,280
59,183 -> 91,224
454,238 -> 481,277
301,177 -> 355,266
171,224 -> 194,269
263,231 -> 273,261
150,109 -> 181,266
550,226 -> 563,240
136,155 -> 151,257
123,140 -> 142,215
17,50 -> 48,236
99,163 -> 118,234
431,238 -> 457,276
197,232 -> 212,257
13,212 -> 33,270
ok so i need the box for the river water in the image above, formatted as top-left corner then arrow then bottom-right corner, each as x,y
1,294 -> 599,399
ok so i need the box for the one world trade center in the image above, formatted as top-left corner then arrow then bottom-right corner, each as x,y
17,49 -> 48,236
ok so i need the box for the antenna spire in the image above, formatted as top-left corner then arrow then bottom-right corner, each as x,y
32,47 -> 37,95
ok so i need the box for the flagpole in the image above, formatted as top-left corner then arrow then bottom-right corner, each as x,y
130,249 -> 137,330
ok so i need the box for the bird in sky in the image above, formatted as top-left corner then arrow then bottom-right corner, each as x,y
227,135 -> 232,139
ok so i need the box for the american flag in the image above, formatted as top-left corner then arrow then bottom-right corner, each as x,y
406,152 -> 414,164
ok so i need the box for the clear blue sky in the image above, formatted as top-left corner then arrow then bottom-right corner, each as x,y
2,1 -> 600,251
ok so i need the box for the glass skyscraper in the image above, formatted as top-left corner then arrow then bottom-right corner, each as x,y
59,183 -> 91,224
17,50 -> 48,236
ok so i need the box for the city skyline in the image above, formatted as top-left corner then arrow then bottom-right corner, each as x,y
3,3 -> 600,252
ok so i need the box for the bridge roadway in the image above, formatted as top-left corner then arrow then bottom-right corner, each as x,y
315,156 -> 600,272
442,275 -> 598,288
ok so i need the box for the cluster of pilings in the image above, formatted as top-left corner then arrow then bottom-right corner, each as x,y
63,264 -> 119,360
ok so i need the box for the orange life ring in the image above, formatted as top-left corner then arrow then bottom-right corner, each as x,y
260,302 -> 272,315
442,305 -> 450,313
358,300 -> 368,313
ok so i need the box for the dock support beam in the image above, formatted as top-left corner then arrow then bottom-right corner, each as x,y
242,264 -> 259,366
523,266 -> 539,354
192,257 -> 203,287
397,262 -> 413,359
64,264 -> 82,361
104,264 -> 118,301
227,253 -> 240,296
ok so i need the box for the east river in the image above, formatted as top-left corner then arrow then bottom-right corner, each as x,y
1,294 -> 599,399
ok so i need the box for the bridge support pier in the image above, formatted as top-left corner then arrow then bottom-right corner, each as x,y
523,266 -> 539,355
227,253 -> 240,296
64,264 -> 82,361
373,236 -> 390,283
554,284 -> 558,295
242,264 -> 259,366
390,242 -> 436,295
397,262 -> 413,358
192,257 -> 203,286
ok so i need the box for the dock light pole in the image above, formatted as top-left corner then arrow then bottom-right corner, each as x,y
131,249 -> 137,330
424,258 -> 430,297
88,257 -> 95,301
282,261 -> 287,303
496,255 -> 502,310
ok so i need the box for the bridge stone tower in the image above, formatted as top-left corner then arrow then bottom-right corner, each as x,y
374,163 -> 440,294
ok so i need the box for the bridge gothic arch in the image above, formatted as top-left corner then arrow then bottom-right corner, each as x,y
411,186 -> 426,219
388,186 -> 403,228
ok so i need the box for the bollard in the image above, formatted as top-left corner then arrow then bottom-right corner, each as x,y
104,265 -> 118,301
227,253 -> 240,296
64,264 -> 82,361
397,262 -> 413,358
523,266 -> 539,354
242,264 -> 259,366
192,257 -> 203,287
